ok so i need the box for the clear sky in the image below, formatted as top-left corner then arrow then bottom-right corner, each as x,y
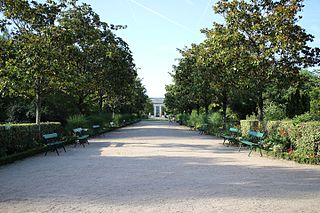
83,0 -> 320,98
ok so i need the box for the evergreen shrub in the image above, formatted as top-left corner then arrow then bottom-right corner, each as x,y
0,122 -> 62,157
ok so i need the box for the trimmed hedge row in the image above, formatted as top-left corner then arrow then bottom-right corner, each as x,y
0,115 -> 142,165
0,122 -> 62,158
240,120 -> 320,164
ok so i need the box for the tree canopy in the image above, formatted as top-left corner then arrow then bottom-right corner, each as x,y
166,0 -> 320,126
0,0 -> 148,123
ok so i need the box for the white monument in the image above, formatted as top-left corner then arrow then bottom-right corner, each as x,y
150,98 -> 165,117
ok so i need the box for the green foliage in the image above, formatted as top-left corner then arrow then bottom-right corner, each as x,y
0,122 -> 62,157
65,115 -> 88,131
0,0 -> 148,124
188,111 -> 206,128
264,102 -> 286,121
112,113 -> 139,126
292,112 -> 317,124
264,127 -> 291,155
86,113 -> 113,127
289,122 -> 320,163
176,113 -> 190,125
240,119 -> 320,164
207,112 -> 223,133
310,86 -> 320,116
165,0 -> 320,122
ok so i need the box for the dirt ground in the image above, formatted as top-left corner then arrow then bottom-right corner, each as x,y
0,120 -> 320,212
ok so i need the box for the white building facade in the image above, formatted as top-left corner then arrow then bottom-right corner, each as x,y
150,98 -> 165,117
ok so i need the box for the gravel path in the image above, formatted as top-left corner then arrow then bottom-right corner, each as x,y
1,121 -> 320,212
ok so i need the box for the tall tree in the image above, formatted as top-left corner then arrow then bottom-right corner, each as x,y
213,0 -> 320,121
0,0 -> 68,124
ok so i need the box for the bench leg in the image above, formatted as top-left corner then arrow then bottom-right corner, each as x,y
238,143 -> 242,152
55,148 -> 60,156
62,145 -> 66,152
223,138 -> 226,145
248,146 -> 253,157
259,146 -> 263,157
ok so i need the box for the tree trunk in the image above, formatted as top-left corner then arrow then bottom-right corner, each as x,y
222,90 -> 227,130
35,93 -> 41,125
205,104 -> 209,115
99,93 -> 103,113
35,93 -> 41,138
78,96 -> 84,114
258,91 -> 264,122
112,105 -> 115,119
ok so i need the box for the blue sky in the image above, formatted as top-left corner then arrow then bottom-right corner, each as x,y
84,0 -> 320,98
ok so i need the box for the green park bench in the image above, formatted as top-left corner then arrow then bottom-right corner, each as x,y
92,124 -> 101,134
239,130 -> 265,157
73,128 -> 90,147
198,123 -> 208,135
222,127 -> 241,146
42,133 -> 66,156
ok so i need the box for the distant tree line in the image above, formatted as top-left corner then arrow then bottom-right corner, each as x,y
165,0 -> 320,127
0,0 -> 149,123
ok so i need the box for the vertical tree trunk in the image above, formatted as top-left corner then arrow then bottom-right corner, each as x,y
99,93 -> 103,113
222,89 -> 228,130
258,91 -> 264,122
35,93 -> 41,125
78,96 -> 84,114
35,92 -> 41,138
204,104 -> 209,115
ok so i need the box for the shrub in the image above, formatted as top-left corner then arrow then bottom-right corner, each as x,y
0,122 -> 62,157
292,112 -> 320,124
112,113 -> 139,127
188,111 -> 206,128
176,113 -> 190,125
240,119 -> 320,164
264,102 -> 286,121
226,107 -> 239,126
86,113 -> 113,127
289,122 -> 320,159
207,112 -> 223,135
66,114 -> 88,131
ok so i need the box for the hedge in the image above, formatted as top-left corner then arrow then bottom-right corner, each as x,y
0,116 -> 142,165
240,120 -> 320,164
0,122 -> 62,158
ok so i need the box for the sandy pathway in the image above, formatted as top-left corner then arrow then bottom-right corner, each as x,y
0,121 -> 320,212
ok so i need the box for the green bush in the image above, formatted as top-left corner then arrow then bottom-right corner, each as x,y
112,113 -> 139,127
188,111 -> 206,128
176,113 -> 190,125
66,114 -> 88,131
207,112 -> 223,135
240,119 -> 320,164
0,122 -> 62,157
264,102 -> 287,121
86,113 -> 113,127
289,122 -> 320,160
292,112 -> 320,124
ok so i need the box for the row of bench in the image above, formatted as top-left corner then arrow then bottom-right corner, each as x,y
222,128 -> 265,157
185,123 -> 264,157
42,125 -> 101,156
